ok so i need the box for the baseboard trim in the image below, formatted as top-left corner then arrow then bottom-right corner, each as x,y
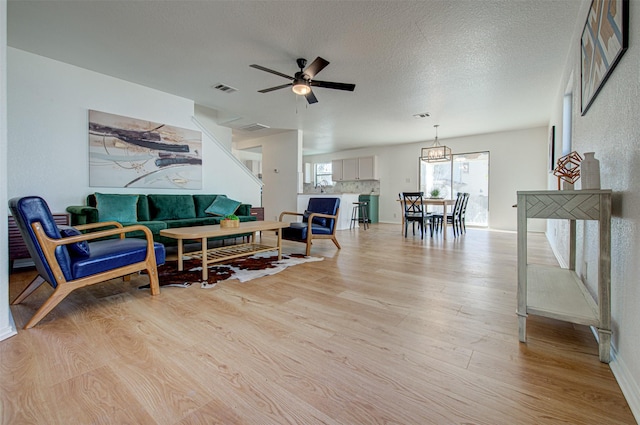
546,231 -> 569,268
548,229 -> 640,424
0,311 -> 17,341
609,346 -> 640,423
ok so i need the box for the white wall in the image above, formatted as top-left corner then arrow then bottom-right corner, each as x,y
547,0 -> 640,418
236,130 -> 301,221
7,48 -> 261,212
305,126 -> 548,232
0,0 -> 17,341
194,104 -> 233,152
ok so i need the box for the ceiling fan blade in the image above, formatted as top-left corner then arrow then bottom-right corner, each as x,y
304,57 -> 330,79
310,80 -> 356,91
249,64 -> 294,80
258,83 -> 293,93
305,90 -> 319,104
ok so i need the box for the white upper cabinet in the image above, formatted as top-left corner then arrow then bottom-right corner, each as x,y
357,156 -> 378,180
331,159 -> 343,181
331,156 -> 378,181
342,158 -> 358,180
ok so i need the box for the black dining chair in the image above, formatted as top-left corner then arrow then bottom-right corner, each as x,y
433,192 -> 468,237
401,192 -> 433,238
459,192 -> 470,234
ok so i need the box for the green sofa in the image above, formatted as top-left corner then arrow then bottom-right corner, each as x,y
67,193 -> 256,246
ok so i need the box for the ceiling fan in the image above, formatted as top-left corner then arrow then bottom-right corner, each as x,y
250,57 -> 355,104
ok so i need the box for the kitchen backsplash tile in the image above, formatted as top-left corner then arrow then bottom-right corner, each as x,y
303,180 -> 380,195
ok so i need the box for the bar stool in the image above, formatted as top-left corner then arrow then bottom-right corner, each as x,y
350,201 -> 369,230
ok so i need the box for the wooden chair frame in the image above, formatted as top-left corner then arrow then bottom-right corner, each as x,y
279,209 -> 341,256
12,221 -> 160,329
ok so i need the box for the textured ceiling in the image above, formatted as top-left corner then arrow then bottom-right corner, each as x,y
7,0 -> 584,154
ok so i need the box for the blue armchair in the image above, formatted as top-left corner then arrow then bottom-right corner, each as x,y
279,197 -> 341,256
9,196 -> 166,329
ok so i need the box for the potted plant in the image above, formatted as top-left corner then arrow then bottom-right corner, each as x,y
220,214 -> 240,228
429,188 -> 441,199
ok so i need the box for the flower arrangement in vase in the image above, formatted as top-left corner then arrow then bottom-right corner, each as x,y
220,214 -> 240,228
429,188 -> 442,199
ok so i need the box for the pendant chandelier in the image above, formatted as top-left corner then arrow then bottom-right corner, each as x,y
421,125 -> 452,162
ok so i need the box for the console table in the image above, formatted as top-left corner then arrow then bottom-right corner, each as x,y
516,190 -> 612,363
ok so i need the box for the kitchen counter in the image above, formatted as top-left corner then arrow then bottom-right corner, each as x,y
297,193 -> 360,230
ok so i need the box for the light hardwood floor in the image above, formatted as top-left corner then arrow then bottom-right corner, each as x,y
1,224 -> 635,424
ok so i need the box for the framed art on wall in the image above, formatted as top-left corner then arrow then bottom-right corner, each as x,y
580,0 -> 629,115
89,110 -> 202,189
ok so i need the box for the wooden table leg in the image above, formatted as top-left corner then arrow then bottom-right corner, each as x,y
201,236 -> 208,281
177,239 -> 184,271
400,201 -> 405,235
277,228 -> 282,260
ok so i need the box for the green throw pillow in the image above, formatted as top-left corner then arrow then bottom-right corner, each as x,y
94,193 -> 139,223
205,196 -> 241,216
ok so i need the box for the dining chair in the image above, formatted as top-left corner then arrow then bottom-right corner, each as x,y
433,192 -> 468,237
401,192 -> 432,238
459,192 -> 470,234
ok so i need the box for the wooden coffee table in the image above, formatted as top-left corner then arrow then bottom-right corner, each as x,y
160,220 -> 289,281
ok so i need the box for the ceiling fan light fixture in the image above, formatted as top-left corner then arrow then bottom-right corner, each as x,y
292,81 -> 311,95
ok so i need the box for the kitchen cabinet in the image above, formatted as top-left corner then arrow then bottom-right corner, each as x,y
358,194 -> 379,223
516,189 -> 611,363
357,156 -> 377,180
342,158 -> 358,180
331,156 -> 378,181
331,159 -> 343,181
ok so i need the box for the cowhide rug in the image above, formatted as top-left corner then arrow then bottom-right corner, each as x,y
141,251 -> 323,289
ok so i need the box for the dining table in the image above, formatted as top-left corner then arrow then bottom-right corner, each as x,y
398,197 -> 457,239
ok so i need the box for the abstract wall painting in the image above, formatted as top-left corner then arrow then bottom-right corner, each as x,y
581,0 -> 628,115
89,110 -> 202,189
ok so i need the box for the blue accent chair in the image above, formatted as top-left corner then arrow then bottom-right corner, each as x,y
279,197 -> 341,256
9,196 -> 166,329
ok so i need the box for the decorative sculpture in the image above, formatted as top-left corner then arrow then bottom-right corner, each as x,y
553,151 -> 583,190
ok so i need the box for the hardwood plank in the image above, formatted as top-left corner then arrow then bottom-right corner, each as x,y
46,365 -> 157,424
2,225 -> 635,424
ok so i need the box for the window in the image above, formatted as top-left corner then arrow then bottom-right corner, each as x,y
562,93 -> 572,155
315,162 -> 333,186
420,151 -> 489,226
420,160 -> 453,199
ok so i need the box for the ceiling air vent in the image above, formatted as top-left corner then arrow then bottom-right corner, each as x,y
239,123 -> 270,132
212,83 -> 238,94
413,112 -> 431,119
